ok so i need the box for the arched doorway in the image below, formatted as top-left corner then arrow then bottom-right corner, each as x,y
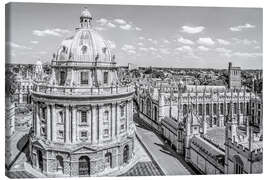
56,155 -> 64,174
105,152 -> 112,169
37,150 -> 43,172
123,145 -> 129,163
79,156 -> 90,176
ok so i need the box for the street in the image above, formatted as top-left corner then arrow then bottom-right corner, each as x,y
135,116 -> 195,175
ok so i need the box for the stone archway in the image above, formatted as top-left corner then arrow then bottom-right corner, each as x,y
105,152 -> 112,169
56,155 -> 64,174
79,156 -> 90,176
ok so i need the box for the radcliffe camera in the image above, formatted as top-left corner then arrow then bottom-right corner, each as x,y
5,3 -> 263,178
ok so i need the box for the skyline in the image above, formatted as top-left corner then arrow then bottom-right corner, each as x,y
6,3 -> 262,69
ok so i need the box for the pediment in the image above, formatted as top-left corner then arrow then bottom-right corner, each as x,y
72,146 -> 97,154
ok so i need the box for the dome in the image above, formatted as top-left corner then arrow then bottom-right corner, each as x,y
55,29 -> 113,63
80,7 -> 92,19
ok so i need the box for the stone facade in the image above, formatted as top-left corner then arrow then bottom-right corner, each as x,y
30,8 -> 135,177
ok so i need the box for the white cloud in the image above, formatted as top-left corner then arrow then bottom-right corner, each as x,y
107,22 -> 116,28
95,27 -> 106,31
233,52 -> 262,58
177,36 -> 194,45
7,42 -> 32,50
114,18 -> 126,24
149,47 -> 158,52
30,41 -> 39,44
217,38 -> 230,45
139,47 -> 148,52
33,28 -> 70,37
197,46 -> 209,51
137,42 -> 144,46
230,23 -> 256,32
139,37 -> 145,40
216,47 -> 232,54
175,45 -> 192,52
181,26 -> 205,34
148,38 -> 153,42
232,38 -> 257,45
96,18 -> 108,25
135,27 -> 142,31
119,24 -> 132,30
160,48 -> 170,54
197,37 -> 215,46
163,39 -> 170,44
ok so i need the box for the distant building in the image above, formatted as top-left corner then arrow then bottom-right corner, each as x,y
5,97 -> 15,138
128,63 -> 139,71
228,62 -> 241,89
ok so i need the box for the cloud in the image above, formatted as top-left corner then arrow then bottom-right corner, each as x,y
230,23 -> 255,32
107,22 -> 116,28
30,41 -> 39,44
232,52 -> 262,58
177,36 -> 194,45
197,46 -> 209,51
119,24 -> 132,30
96,18 -> 108,25
160,48 -> 170,54
139,47 -> 148,52
232,38 -> 257,45
139,36 -> 145,40
135,27 -> 142,31
197,37 -> 215,46
7,42 -> 32,50
216,47 -> 232,54
217,38 -> 230,45
95,27 -> 106,31
33,28 -> 70,37
114,18 -> 127,24
175,45 -> 192,52
181,26 -> 205,34
121,44 -> 136,54
137,42 -> 144,46
163,39 -> 170,44
149,47 -> 158,52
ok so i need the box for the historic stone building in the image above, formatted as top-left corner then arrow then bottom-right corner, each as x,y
228,62 -> 241,89
30,8 -> 135,177
135,77 -> 263,174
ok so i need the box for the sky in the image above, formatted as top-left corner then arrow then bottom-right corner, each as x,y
6,2 -> 262,69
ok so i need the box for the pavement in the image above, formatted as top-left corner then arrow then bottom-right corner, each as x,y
135,115 -> 195,176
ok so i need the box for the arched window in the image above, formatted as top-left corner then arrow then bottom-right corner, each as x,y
220,103 -> 224,115
234,155 -> 244,174
213,103 -> 217,115
103,110 -> 109,123
123,145 -> 129,163
81,45 -> 87,54
206,104 -> 210,115
234,103 -> 237,114
105,152 -> 112,169
240,103 -> 244,114
79,156 -> 90,176
56,155 -> 64,174
183,104 -> 188,115
146,99 -> 151,117
103,72 -> 108,84
120,105 -> 125,117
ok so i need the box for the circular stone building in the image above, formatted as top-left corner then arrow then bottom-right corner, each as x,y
30,8 -> 135,177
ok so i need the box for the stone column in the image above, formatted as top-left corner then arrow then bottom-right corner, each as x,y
92,105 -> 98,144
51,104 -> 56,141
98,104 -> 103,143
111,103 -> 116,140
71,106 -> 77,143
36,103 -> 40,137
115,102 -> 118,137
65,105 -> 70,143
46,104 -> 51,140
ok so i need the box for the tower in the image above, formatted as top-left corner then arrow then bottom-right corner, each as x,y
228,62 -> 241,89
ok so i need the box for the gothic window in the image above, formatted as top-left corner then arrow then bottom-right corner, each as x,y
81,45 -> 87,54
246,103 -> 250,114
146,99 -> 151,117
104,72 -> 108,84
105,152 -> 112,169
240,103 -> 244,114
206,104 -> 210,115
56,155 -> 64,174
81,72 -> 89,85
234,103 -> 237,114
81,111 -> 87,123
220,103 -> 224,115
234,155 -> 244,174
199,104 -> 203,115
183,104 -> 188,115
42,107 -> 46,119
213,103 -> 217,115
227,103 -> 231,114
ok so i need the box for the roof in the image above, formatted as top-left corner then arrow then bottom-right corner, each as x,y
162,116 -> 179,131
205,127 -> 226,150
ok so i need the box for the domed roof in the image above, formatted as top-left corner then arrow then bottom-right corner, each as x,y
81,7 -> 92,19
55,9 -> 114,63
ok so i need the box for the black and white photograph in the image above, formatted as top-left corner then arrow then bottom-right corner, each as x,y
4,1 -> 264,178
